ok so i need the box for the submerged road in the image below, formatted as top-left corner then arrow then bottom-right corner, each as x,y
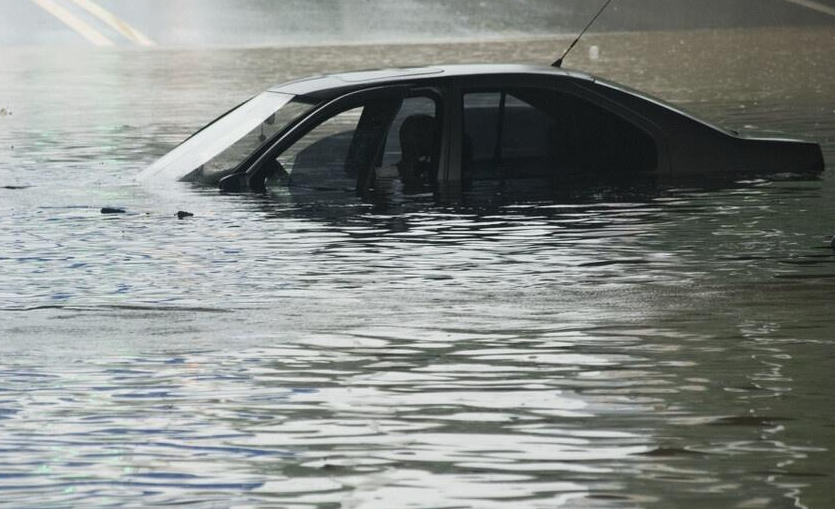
2,0 -> 835,48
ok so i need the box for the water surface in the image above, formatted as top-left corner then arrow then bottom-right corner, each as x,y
1,28 -> 834,508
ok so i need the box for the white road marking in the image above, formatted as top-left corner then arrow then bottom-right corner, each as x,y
26,0 -> 113,46
782,0 -> 835,17
67,0 -> 156,46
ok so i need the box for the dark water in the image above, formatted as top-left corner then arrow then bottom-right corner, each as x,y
1,28 -> 834,508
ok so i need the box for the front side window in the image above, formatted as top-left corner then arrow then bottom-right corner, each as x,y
268,94 -> 440,196
275,106 -> 364,191
377,95 -> 440,193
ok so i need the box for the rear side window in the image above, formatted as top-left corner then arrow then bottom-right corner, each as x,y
462,93 -> 503,164
462,87 -> 657,182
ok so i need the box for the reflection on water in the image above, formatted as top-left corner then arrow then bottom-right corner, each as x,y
1,27 -> 834,508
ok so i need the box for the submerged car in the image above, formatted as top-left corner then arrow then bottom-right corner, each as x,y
138,64 -> 824,195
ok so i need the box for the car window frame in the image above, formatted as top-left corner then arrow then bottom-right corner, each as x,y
240,85 -> 412,193
447,75 -> 670,182
460,89 -> 559,176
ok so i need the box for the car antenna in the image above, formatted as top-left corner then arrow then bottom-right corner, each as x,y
552,0 -> 615,67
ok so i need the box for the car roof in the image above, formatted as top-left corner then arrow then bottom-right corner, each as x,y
268,64 -> 595,99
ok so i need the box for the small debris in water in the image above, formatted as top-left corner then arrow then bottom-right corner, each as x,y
709,415 -> 793,426
100,207 -> 126,214
636,447 -> 708,457
176,211 -> 194,219
588,45 -> 600,60
2,185 -> 29,190
0,107 -> 10,116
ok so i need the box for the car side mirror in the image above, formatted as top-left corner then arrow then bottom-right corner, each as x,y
218,172 -> 248,192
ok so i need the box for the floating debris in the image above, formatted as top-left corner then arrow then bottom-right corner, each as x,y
709,415 -> 793,427
176,210 -> 194,219
2,185 -> 29,190
635,447 -> 709,457
100,207 -> 126,214
0,107 -> 10,116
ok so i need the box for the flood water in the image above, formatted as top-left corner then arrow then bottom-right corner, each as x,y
1,27 -> 834,508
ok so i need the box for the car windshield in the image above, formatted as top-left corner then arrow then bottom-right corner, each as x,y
138,92 -> 315,183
